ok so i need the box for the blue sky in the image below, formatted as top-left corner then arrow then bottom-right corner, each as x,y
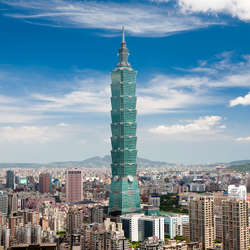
0,0 -> 250,164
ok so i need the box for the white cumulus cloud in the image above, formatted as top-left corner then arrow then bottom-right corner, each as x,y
236,136 -> 250,142
57,122 -> 69,127
149,116 -> 224,135
145,53 -> 250,90
0,125 -> 73,143
32,89 -> 110,113
229,92 -> 250,107
31,78 -> 214,115
178,0 -> 250,21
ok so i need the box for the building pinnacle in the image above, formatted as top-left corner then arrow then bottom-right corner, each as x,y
121,26 -> 126,48
118,25 -> 130,67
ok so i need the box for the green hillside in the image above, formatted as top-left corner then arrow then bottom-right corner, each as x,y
227,164 -> 250,172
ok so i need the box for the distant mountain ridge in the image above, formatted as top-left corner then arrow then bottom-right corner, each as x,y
226,160 -> 250,172
227,160 -> 250,166
1,157 -> 249,169
0,155 -> 172,169
227,164 -> 250,172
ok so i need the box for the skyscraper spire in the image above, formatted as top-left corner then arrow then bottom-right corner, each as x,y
118,26 -> 130,67
122,26 -> 126,47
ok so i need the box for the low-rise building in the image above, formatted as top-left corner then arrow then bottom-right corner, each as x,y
120,213 -> 164,242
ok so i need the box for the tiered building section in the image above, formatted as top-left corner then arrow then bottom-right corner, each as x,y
108,28 -> 141,216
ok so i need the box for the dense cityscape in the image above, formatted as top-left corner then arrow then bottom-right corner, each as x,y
0,27 -> 250,250
0,160 -> 250,249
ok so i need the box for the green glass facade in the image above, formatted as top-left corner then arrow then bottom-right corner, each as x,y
108,29 -> 141,216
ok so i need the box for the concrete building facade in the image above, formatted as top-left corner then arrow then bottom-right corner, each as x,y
222,199 -> 249,250
66,169 -> 83,203
189,196 -> 215,250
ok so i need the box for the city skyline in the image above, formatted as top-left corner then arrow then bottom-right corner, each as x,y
0,154 -> 250,249
0,0 -> 250,164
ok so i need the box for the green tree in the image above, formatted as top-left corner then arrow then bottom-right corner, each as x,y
56,230 -> 66,236
129,240 -> 140,249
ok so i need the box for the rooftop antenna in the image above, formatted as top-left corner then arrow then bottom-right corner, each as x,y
121,25 -> 126,48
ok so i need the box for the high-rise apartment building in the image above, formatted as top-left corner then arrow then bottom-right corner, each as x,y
0,227 -> 10,249
39,173 -> 51,193
0,192 -> 8,216
88,206 -> 104,224
66,169 -> 83,203
215,215 -> 223,242
21,210 -> 40,226
67,207 -> 83,234
6,170 -> 14,190
222,199 -> 249,250
189,196 -> 215,250
213,192 -> 227,242
108,27 -> 141,216
9,215 -> 24,238
246,175 -> 250,193
7,192 -> 18,215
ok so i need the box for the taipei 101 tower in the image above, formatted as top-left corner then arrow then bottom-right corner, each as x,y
108,27 -> 141,216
